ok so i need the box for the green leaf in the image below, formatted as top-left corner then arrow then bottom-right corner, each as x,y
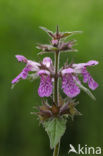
61,32 -> 73,38
36,44 -> 58,51
75,81 -> 96,100
43,117 -> 67,149
72,31 -> 83,35
61,31 -> 82,38
40,26 -> 52,33
39,26 -> 54,37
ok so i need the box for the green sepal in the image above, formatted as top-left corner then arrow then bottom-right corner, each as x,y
75,81 -> 96,100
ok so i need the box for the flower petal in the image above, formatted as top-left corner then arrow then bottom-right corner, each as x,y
82,68 -> 89,83
82,68 -> 98,90
12,66 -> 31,84
38,69 -> 50,76
16,55 -> 40,71
62,74 -> 80,98
61,68 -> 74,75
38,75 -> 53,97
16,55 -> 27,63
88,77 -> 98,90
72,60 -> 98,72
85,60 -> 99,66
42,57 -> 53,68
12,73 -> 21,84
51,39 -> 58,46
27,60 -> 40,71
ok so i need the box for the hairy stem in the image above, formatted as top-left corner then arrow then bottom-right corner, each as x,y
53,142 -> 60,156
54,50 -> 59,106
53,50 -> 60,156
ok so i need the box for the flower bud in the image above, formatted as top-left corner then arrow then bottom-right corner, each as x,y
51,39 -> 59,46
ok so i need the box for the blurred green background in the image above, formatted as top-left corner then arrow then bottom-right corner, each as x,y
0,0 -> 103,155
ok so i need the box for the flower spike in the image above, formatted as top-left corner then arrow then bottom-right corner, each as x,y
11,26 -> 99,156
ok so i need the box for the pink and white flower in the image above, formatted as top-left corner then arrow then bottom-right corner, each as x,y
12,55 -> 54,97
61,60 -> 99,98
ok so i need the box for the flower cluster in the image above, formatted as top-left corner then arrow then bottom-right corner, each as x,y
12,55 -> 98,98
12,26 -> 99,121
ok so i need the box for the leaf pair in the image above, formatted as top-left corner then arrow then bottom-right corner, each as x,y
40,26 -> 82,39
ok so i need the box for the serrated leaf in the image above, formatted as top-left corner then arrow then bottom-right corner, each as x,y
43,117 -> 67,149
75,81 -> 96,100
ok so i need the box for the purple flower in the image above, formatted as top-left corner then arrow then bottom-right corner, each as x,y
72,60 -> 99,90
12,55 -> 40,84
61,60 -> 99,98
72,60 -> 98,72
37,58 -> 53,97
38,70 -> 53,97
12,66 -> 31,84
51,39 -> 58,46
12,55 -> 53,97
16,55 -> 28,63
62,74 -> 80,98
61,68 -> 80,98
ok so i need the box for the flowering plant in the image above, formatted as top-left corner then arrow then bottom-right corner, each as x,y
12,26 -> 98,156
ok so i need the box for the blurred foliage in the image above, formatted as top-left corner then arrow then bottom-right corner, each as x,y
0,0 -> 103,156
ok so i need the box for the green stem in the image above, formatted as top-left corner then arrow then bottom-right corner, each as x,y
53,142 -> 60,156
53,50 -> 60,156
54,50 -> 59,106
